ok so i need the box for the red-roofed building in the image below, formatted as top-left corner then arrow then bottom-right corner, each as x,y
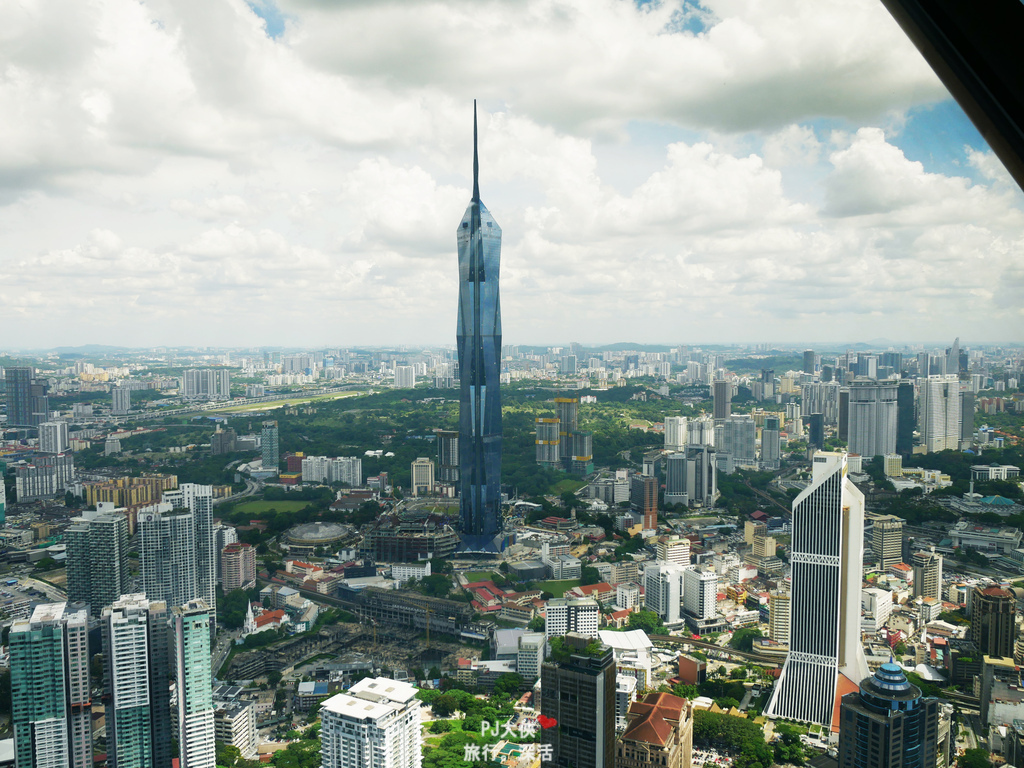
565,582 -> 615,606
618,692 -> 693,768
243,603 -> 290,636
604,609 -> 632,629
538,516 -> 575,532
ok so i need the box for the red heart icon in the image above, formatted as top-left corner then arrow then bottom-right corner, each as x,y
538,715 -> 558,729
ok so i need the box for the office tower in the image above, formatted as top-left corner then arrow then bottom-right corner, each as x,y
5,366 -> 50,427
10,603 -> 92,768
847,379 -> 898,458
102,595 -> 172,768
945,337 -> 961,376
802,381 -> 842,425
766,452 -> 869,728
631,474 -> 658,531
261,420 -> 279,473
139,506 -> 197,611
555,397 -> 579,465
112,385 -> 132,416
457,103 -> 503,551
410,457 -> 435,496
720,416 -> 756,466
683,569 -> 717,621
837,663 -> 939,768
66,510 -> 130,616
645,563 -> 686,625
517,633 -> 546,681
761,416 -> 781,469
393,365 -> 416,389
618,692 -> 694,768
896,382 -> 916,456
837,388 -> 850,444
221,543 -> 256,591
911,548 -> 943,601
918,375 -> 960,453
535,418 -> 561,466
686,416 -> 714,447
210,426 -> 237,455
38,421 -> 69,454
821,365 -> 834,382
804,413 -> 825,450
541,633 -> 616,768
769,592 -> 790,644
213,523 -> 239,581
712,380 -> 731,420
435,429 -> 460,483
164,483 -> 217,622
657,536 -> 691,567
545,598 -> 600,644
961,391 -> 976,442
15,453 -> 75,501
172,600 -> 216,768
664,453 -> 688,506
871,515 -> 904,569
664,416 -> 687,451
569,430 -> 594,477
182,369 -> 231,399
803,349 -> 816,375
319,678 -> 421,768
684,445 -> 717,508
971,584 -> 1015,657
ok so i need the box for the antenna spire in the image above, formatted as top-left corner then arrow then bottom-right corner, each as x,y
473,99 -> 480,203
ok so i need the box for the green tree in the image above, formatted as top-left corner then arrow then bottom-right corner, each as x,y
580,566 -> 601,586
729,628 -> 763,652
959,748 -> 991,768
627,610 -> 663,635
492,673 -> 524,699
217,744 -> 242,767
266,670 -> 283,687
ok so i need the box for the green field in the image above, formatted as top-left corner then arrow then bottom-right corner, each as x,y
533,579 -> 581,596
205,390 -> 367,414
464,571 -> 499,583
550,478 -> 587,495
232,500 -> 311,514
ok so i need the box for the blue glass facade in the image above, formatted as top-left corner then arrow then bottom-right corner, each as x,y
457,105 -> 503,550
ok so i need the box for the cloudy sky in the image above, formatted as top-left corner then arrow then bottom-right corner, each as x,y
1,0 -> 1021,350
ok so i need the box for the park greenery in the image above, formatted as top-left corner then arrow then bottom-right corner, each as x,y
693,711 -> 773,768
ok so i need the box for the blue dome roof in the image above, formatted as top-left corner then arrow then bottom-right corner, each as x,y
860,662 -> 920,703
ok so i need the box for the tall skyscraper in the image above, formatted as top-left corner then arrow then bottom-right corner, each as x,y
837,388 -> 850,441
221,542 -> 257,592
766,452 -> 869,728
712,380 -> 731,420
804,413 -> 825,450
435,429 -> 460,483
10,603 -> 92,768
457,102 -> 503,551
761,416 -> 781,469
164,483 -> 217,622
838,663 -> 939,768
66,509 -> 130,616
393,365 -> 416,389
182,369 -> 231,400
961,391 -> 976,442
945,337 -> 961,376
645,563 -> 686,625
261,420 -> 279,473
631,474 -> 658,531
545,598 -> 600,643
664,416 -> 687,451
4,366 -> 50,427
556,397 -> 579,465
918,375 -> 960,453
541,633 -> 616,768
102,594 -> 172,768
896,381 -> 916,457
139,505 -> 197,611
112,385 -> 132,416
803,349 -> 816,375
319,678 -> 421,768
971,584 -> 1015,658
719,415 -> 756,466
683,568 -> 718,621
847,379 -> 898,458
871,515 -> 904,569
769,591 -> 790,644
535,418 -> 561,466
172,600 -> 216,768
911,548 -> 943,601
38,420 -> 69,454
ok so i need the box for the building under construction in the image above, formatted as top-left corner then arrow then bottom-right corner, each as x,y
358,587 -> 478,640
361,512 -> 459,562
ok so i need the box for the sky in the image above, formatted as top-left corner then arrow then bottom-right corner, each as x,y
1,0 -> 1022,350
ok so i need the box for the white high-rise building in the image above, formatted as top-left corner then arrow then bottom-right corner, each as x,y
683,568 -> 718,620
919,375 -> 961,453
410,457 -> 435,497
664,416 -> 687,452
517,633 -> 546,681
39,421 -> 69,454
765,452 -> 869,728
172,600 -> 216,768
847,379 -> 898,459
139,504 -> 197,611
769,591 -> 790,644
320,678 -> 421,768
163,484 -> 216,621
394,366 -> 416,389
300,456 -> 362,486
183,369 -> 231,400
644,563 -> 687,625
112,386 -> 132,416
545,598 -> 599,644
656,536 -> 691,567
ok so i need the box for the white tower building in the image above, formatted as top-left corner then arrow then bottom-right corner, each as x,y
664,416 -> 687,452
319,678 -> 421,768
919,375 -> 961,453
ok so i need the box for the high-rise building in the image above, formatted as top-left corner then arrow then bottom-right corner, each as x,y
535,418 -> 561,467
569,430 -> 594,477
837,663 -> 939,768
664,416 -> 687,452
171,600 -> 216,768
769,592 -> 790,644
410,457 -> 435,497
15,453 -> 75,501
102,594 -> 172,768
4,366 -> 50,427
164,483 -> 217,622
804,413 -> 825,450
803,349 -> 816,375
393,365 -> 416,389
319,678 -> 421,768
656,536 -> 690,567
911,548 -> 943,601
871,515 -> 904,569
38,421 -> 69,454
457,103 -> 503,551
896,381 -> 916,457
261,420 -> 279,473
685,445 -> 717,508
10,603 -> 92,768
761,416 -> 781,470
139,506 -> 197,611
847,379 -> 898,458
838,388 -> 850,442
971,584 -> 1015,658
645,563 -> 686,625
541,633 -> 616,768
712,381 -> 731,420
802,382 -> 842,425
664,453 -> 689,506
766,452 -> 869,728
182,369 -> 231,400
112,385 -> 132,416
719,415 -> 756,467
545,598 -> 600,644
631,474 -> 658,531
555,397 -> 579,465
683,568 -> 717,621
961,391 -> 976,442
435,429 -> 459,483
214,523 -> 239,581
221,542 -> 257,592
918,375 -> 960,453
617,692 -> 694,768
66,509 -> 130,616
